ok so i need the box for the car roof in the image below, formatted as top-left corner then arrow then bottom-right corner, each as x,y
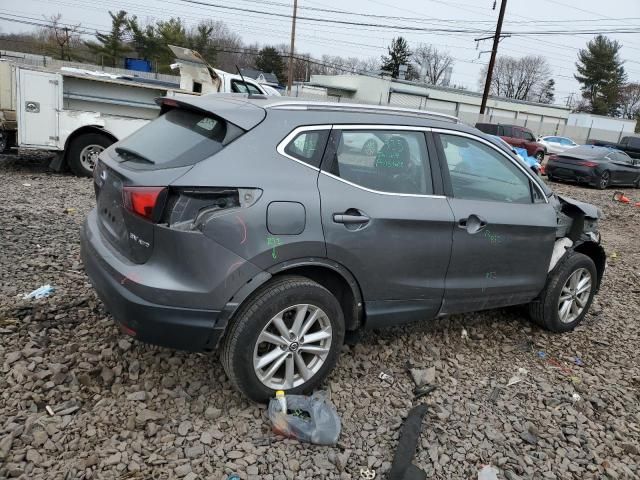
558,145 -> 615,159
164,93 -> 473,130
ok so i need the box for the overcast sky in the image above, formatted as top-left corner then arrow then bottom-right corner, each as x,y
1,0 -> 639,105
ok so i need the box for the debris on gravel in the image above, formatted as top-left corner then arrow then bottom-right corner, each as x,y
0,153 -> 638,479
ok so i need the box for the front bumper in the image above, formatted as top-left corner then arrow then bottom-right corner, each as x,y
80,211 -> 223,352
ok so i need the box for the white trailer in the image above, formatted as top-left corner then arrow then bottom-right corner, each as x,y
0,47 -> 270,176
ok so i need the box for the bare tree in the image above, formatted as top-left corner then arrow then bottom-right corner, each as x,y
620,82 -> 640,119
43,14 -> 81,60
413,44 -> 453,85
480,55 -> 553,102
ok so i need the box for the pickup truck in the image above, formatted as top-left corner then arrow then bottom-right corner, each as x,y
475,123 -> 546,161
589,135 -> 640,159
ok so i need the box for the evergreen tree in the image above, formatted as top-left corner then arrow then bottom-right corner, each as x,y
255,46 -> 285,83
537,79 -> 555,104
575,35 -> 627,116
85,10 -> 130,67
381,37 -> 417,79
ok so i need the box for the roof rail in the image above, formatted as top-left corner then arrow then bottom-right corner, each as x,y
265,101 -> 459,123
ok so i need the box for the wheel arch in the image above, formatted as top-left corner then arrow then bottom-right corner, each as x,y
214,258 -> 364,346
60,125 -> 118,168
268,261 -> 364,332
573,241 -> 606,292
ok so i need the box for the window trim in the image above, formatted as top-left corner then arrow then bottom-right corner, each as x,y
277,125 -> 332,171
431,128 -> 549,203
276,124 -> 446,198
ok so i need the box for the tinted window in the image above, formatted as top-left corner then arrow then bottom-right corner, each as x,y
522,130 -> 535,141
327,130 -> 432,195
544,136 -> 558,142
115,108 -> 232,169
437,133 -> 532,204
283,130 -> 329,168
500,125 -> 513,137
620,137 -> 629,146
560,137 -> 574,145
630,137 -> 640,148
231,80 -> 262,95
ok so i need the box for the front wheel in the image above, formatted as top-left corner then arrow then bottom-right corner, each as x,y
220,276 -> 345,403
66,132 -> 114,177
527,251 -> 597,332
535,151 -> 545,162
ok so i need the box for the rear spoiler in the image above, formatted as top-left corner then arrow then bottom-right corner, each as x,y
155,94 -> 266,131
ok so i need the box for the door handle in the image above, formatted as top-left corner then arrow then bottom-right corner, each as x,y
333,212 -> 370,225
458,214 -> 487,234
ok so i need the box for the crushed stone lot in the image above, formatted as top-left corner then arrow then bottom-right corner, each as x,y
0,153 -> 639,480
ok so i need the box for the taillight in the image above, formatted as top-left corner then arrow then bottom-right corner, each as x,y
122,186 -> 167,221
577,161 -> 598,167
163,187 -> 262,230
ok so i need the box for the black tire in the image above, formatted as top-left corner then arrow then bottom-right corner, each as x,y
596,170 -> 610,190
535,151 -> 545,162
527,251 -> 597,332
66,133 -> 113,177
220,275 -> 345,403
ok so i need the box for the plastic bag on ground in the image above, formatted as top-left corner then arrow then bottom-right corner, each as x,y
267,391 -> 341,445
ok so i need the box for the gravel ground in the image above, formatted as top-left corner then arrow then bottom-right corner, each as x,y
0,153 -> 639,480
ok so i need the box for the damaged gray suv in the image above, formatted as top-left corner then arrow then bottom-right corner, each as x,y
81,95 -> 606,402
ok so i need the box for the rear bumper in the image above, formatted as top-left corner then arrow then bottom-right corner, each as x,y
547,163 -> 599,185
81,211 -> 223,352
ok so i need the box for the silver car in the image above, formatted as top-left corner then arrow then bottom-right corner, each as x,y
81,96 -> 606,402
538,136 -> 580,154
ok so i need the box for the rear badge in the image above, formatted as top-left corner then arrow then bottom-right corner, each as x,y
129,232 -> 150,248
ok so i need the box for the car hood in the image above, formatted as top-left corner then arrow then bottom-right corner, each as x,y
556,194 -> 601,219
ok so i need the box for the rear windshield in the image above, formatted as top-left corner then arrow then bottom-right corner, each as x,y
115,108 -> 235,169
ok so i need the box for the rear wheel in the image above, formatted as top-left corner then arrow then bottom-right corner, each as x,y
527,251 -> 597,332
67,132 -> 114,177
221,276 -> 345,403
596,170 -> 610,190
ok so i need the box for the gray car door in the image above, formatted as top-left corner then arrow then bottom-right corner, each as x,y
317,126 -> 454,328
433,130 -> 557,315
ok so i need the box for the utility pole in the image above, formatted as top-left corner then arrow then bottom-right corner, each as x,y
479,0 -> 507,115
287,0 -> 298,94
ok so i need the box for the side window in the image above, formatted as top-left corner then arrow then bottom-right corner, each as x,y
501,126 -> 512,137
437,133 -> 533,204
620,137 -> 629,146
326,129 -> 432,195
523,131 -> 535,141
283,130 -> 329,168
231,80 -> 262,95
630,137 -> 640,148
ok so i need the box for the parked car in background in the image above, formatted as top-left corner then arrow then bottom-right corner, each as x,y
546,145 -> 640,189
81,97 -> 606,402
475,123 -> 546,161
342,131 -> 385,155
537,136 -> 579,154
590,135 -> 640,160
487,134 -> 541,174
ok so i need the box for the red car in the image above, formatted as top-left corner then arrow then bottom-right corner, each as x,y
476,123 -> 546,161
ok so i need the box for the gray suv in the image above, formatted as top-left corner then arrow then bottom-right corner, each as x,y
81,94 -> 606,402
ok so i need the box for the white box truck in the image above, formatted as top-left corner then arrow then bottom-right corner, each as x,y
0,45 -> 272,176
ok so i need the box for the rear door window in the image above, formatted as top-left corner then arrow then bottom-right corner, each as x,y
325,129 -> 433,195
114,108 -> 237,170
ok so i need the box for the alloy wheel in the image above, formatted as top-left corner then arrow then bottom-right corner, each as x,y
599,171 -> 610,189
253,304 -> 333,390
558,267 -> 592,324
